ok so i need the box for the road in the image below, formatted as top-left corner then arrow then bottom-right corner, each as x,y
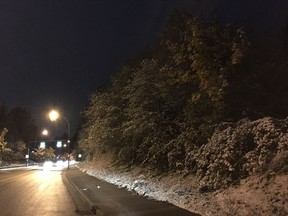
0,167 -> 90,216
0,166 -> 200,216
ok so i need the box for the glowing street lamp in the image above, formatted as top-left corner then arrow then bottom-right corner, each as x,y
34,129 -> 49,148
48,109 -> 71,168
48,110 -> 70,141
42,129 -> 48,136
49,110 -> 59,122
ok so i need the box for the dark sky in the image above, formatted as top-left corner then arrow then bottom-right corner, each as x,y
0,0 -> 287,137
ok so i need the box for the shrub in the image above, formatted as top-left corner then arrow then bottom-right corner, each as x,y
194,117 -> 288,190
269,151 -> 288,174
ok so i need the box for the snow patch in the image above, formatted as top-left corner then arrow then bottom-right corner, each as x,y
77,162 -> 288,216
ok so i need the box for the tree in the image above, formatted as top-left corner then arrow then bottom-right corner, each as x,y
4,140 -> 27,162
34,147 -> 55,162
78,66 -> 135,160
77,10 -> 255,173
6,107 -> 37,145
158,11 -> 250,136
0,104 -> 8,130
0,128 -> 10,163
121,60 -> 170,165
245,29 -> 288,118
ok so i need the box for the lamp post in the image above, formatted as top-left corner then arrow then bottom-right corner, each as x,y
48,109 -> 71,168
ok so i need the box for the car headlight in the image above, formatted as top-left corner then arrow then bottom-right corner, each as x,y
56,160 -> 64,167
43,161 -> 53,168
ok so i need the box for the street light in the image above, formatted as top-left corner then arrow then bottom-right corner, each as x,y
34,129 -> 49,147
42,129 -> 48,136
48,110 -> 59,122
30,129 -> 49,165
48,109 -> 71,168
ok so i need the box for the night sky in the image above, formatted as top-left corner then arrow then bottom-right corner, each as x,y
0,0 -> 287,137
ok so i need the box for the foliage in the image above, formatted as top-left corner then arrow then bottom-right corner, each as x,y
0,128 -> 10,162
244,40 -> 288,118
3,140 -> 27,162
78,87 -> 125,156
76,10 -> 288,191
7,140 -> 26,153
6,107 -> 37,144
34,147 -> 56,161
77,11 -> 250,170
195,117 -> 288,190
0,105 -> 8,131
0,105 -> 38,163
0,105 -> 38,146
160,11 -> 250,124
121,60 -> 178,166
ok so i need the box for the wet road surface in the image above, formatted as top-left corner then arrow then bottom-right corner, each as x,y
0,167 -> 88,216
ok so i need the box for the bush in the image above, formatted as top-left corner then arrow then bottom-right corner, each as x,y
117,146 -> 135,164
193,117 -> 288,190
269,151 -> 288,174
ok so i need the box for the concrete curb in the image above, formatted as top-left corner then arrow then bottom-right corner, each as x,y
62,169 -> 104,216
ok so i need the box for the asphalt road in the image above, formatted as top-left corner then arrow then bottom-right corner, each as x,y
0,167 -> 90,216
0,167 -> 200,216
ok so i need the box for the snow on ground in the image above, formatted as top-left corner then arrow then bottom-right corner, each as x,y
77,160 -> 288,216
78,160 -> 220,215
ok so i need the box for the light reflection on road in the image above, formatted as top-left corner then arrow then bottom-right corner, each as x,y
0,167 -> 79,215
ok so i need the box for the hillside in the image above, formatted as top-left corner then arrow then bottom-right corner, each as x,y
78,117 -> 288,216
75,9 -> 288,215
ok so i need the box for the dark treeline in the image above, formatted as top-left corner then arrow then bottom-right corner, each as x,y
77,11 -> 288,173
0,104 -> 38,163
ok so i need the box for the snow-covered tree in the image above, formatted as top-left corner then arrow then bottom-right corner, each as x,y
0,128 -> 10,162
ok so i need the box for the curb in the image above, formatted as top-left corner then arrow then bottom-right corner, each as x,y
62,169 -> 104,216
